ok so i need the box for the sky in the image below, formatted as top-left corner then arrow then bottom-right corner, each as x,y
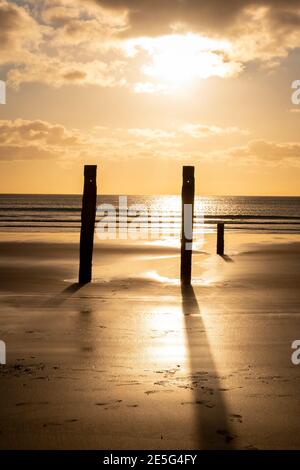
0,0 -> 300,195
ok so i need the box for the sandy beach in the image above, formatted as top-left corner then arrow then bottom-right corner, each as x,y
0,232 -> 300,449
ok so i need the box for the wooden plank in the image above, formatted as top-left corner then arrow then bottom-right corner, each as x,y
180,166 -> 195,285
79,165 -> 97,284
217,222 -> 224,256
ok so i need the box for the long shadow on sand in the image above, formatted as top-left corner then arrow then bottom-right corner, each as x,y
181,285 -> 235,449
220,255 -> 234,263
41,283 -> 84,308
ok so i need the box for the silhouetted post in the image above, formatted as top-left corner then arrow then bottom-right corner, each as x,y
180,166 -> 195,286
217,222 -> 224,256
79,165 -> 97,284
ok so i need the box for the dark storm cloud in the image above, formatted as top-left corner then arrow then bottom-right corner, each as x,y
89,0 -> 300,36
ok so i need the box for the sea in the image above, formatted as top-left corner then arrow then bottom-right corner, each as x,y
0,195 -> 299,237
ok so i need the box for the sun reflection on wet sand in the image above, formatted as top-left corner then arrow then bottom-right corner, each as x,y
148,237 -> 205,251
144,270 -> 216,286
148,238 -> 181,248
143,270 -> 180,285
144,305 -> 188,365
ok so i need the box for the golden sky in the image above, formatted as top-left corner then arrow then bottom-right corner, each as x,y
0,0 -> 300,195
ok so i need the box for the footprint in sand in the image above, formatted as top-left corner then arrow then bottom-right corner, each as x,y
15,401 -> 49,406
230,414 -> 243,424
32,376 -> 49,380
216,429 -> 236,443
181,400 -> 215,408
95,399 -> 122,407
2,363 -> 46,378
155,368 -> 178,377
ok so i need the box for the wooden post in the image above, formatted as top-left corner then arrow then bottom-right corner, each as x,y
180,166 -> 195,286
217,222 -> 224,256
79,165 -> 97,284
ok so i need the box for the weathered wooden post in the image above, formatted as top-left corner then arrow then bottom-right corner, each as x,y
79,165 -> 97,284
217,222 -> 224,256
180,166 -> 195,285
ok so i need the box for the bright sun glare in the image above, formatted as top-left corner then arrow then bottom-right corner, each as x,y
125,33 -> 237,92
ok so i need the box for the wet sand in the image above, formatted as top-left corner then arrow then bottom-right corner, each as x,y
0,232 -> 300,449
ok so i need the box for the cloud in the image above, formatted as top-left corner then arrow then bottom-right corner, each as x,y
91,1 -> 300,68
0,119 -> 81,146
0,0 -> 41,65
40,2 -> 128,47
127,122 -> 248,144
220,139 -> 300,166
1,119 -> 299,168
128,128 -> 175,139
7,56 -> 127,88
1,0 -> 128,89
0,119 -> 179,162
41,5 -> 80,25
88,0 -> 245,36
1,0 -> 300,90
0,119 -> 85,161
181,123 -> 248,138
89,1 -> 300,36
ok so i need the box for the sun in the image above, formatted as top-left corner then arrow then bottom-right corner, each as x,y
143,36 -> 199,85
125,33 -> 238,92
143,34 -> 222,86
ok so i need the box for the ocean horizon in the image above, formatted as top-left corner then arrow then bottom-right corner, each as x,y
0,194 -> 299,234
